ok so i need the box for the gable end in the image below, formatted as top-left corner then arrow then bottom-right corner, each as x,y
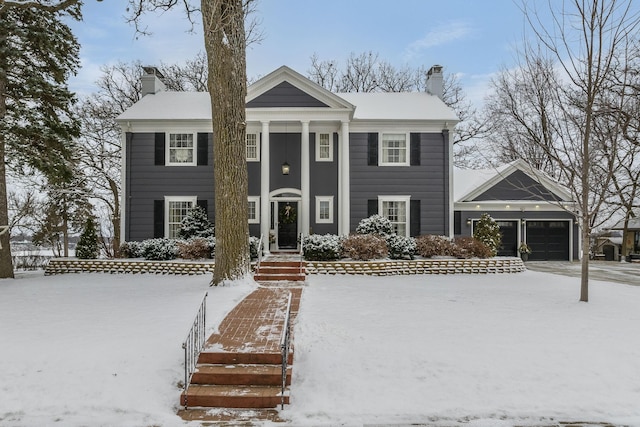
246,81 -> 330,108
473,170 -> 564,202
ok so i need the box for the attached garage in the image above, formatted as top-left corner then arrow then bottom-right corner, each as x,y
526,221 -> 570,261
496,221 -> 518,257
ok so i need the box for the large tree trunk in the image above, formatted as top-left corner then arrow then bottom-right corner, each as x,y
202,0 -> 250,285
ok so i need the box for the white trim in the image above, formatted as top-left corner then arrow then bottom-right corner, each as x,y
120,130 -> 127,241
260,121 -> 270,253
315,196 -> 334,224
166,132 -> 197,166
246,133 -> 260,162
164,195 -> 197,238
248,196 -> 260,223
378,195 -> 411,237
379,132 -> 410,166
315,132 -> 333,162
301,121 -> 310,236
339,121 -> 350,234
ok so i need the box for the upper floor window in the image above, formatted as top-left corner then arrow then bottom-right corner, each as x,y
380,133 -> 408,166
167,133 -> 195,165
316,133 -> 333,162
165,196 -> 197,238
246,133 -> 259,161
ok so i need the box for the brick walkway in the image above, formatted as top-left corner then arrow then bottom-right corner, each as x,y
203,285 -> 303,354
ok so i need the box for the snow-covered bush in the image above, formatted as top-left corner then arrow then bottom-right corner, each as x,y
416,235 -> 457,258
302,234 -> 343,261
454,236 -> 493,259
355,214 -> 393,238
140,238 -> 179,260
342,234 -> 388,260
249,236 -> 262,260
472,213 -> 501,256
119,241 -> 142,258
178,206 -> 214,239
76,217 -> 99,259
387,235 -> 416,260
177,238 -> 212,260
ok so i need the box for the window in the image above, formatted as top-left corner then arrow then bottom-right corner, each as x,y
379,196 -> 410,236
380,133 -> 408,166
246,133 -> 259,161
248,196 -> 260,223
167,133 -> 195,165
316,133 -> 333,161
315,196 -> 334,223
165,196 -> 197,238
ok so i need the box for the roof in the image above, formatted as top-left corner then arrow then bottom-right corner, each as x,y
454,159 -> 573,202
117,92 -> 212,121
610,217 -> 640,230
338,92 -> 458,122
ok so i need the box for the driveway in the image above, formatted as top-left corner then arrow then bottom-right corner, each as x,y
525,260 -> 640,286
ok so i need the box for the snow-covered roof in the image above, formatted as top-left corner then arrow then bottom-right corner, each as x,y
453,163 -> 513,202
117,92 -> 212,121
338,92 -> 458,122
611,217 -> 640,230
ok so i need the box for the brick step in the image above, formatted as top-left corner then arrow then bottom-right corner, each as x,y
198,351 -> 293,365
192,364 -> 292,386
259,261 -> 305,268
256,266 -> 304,274
254,273 -> 305,282
180,384 -> 289,408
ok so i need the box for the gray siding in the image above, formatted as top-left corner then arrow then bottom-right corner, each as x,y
125,132 -> 215,241
349,132 -> 450,235
270,133 -> 301,192
310,132 -> 339,235
474,170 -> 562,201
247,81 -> 329,108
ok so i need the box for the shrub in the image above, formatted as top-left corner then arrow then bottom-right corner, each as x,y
302,234 -> 342,261
178,206 -> 214,239
473,213 -> 501,256
177,238 -> 212,260
249,236 -> 261,260
454,236 -> 493,259
387,235 -> 416,260
355,214 -> 393,238
341,234 -> 388,260
119,241 -> 142,258
140,238 -> 179,260
416,235 -> 457,258
76,217 -> 99,259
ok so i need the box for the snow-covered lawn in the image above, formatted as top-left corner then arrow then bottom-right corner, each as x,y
1,269 -> 639,426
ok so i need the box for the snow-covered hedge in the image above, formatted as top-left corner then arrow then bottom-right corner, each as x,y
177,237 -> 214,260
342,234 -> 388,260
119,241 -> 143,258
355,214 -> 393,238
249,236 -> 262,260
454,237 -> 493,259
415,235 -> 458,258
303,234 -> 343,261
140,238 -> 180,261
387,235 -> 416,260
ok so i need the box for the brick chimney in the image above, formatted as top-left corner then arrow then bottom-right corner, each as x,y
426,65 -> 444,100
141,66 -> 166,97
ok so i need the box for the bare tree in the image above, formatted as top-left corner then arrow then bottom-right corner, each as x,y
126,0 -> 252,284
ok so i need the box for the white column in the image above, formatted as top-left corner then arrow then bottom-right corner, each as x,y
260,121 -> 270,253
339,121 -> 350,235
300,121 -> 310,237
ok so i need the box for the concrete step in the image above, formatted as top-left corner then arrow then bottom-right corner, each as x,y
180,384 -> 289,408
259,261 -> 305,268
192,364 -> 292,386
256,266 -> 303,274
198,351 -> 293,366
254,273 -> 305,282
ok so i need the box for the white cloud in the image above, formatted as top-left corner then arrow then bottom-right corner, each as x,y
404,21 -> 473,60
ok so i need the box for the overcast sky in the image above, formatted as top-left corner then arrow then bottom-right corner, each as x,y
68,0 -> 553,105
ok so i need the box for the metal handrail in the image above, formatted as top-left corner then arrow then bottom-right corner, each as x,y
181,292 -> 208,409
280,291 -> 293,409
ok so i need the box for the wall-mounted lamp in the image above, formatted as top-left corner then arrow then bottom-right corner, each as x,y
466,218 -> 471,226
521,218 -> 526,224
281,161 -> 290,175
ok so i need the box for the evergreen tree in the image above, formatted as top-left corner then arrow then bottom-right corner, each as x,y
76,217 -> 99,259
0,2 -> 81,277
178,206 -> 214,239
473,213 -> 501,257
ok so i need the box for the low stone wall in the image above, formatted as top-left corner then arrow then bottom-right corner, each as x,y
305,257 -> 525,275
45,258 -> 215,276
45,257 -> 525,276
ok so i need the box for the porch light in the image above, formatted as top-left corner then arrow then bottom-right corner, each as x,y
281,161 -> 290,175
466,218 -> 471,225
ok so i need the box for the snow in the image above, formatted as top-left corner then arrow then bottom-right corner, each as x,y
1,269 -> 639,426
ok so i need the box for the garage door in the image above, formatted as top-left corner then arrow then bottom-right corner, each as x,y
526,221 -> 569,260
497,221 -> 518,257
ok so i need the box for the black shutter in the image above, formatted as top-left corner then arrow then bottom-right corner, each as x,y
410,200 -> 421,237
410,133 -> 421,166
367,133 -> 378,166
196,199 -> 208,216
454,211 -> 462,235
154,133 -> 165,165
367,199 -> 378,217
197,133 -> 208,166
153,200 -> 164,238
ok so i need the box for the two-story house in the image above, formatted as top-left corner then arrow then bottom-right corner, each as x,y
116,65 -> 459,252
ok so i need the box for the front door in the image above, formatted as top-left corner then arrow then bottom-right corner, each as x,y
277,201 -> 298,249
